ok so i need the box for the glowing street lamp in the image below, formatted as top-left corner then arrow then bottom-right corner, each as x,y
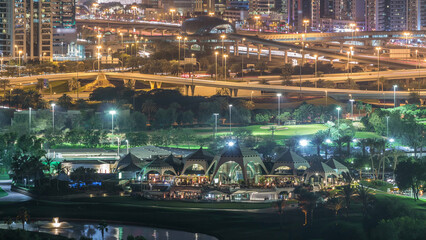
254,16 -> 260,33
183,37 -> 187,59
125,139 -> 129,154
393,85 -> 398,108
109,110 -> 117,134
97,45 -> 102,72
349,99 -> 355,119
213,113 -> 219,138
51,103 -> 55,130
177,36 -> 182,60
169,9 -> 176,22
303,19 -> 310,33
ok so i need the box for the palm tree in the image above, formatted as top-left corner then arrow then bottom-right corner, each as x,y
36,78 -> 45,93
389,150 -> 404,180
269,126 -> 276,139
311,131 -> 326,156
16,207 -> 30,230
44,156 -> 54,174
358,138 -> 368,156
340,185 -> 355,217
0,79 -> 10,96
341,135 -> 353,154
97,221 -> 109,240
326,197 -> 344,217
296,189 -> 318,226
141,99 -> 157,122
357,185 -> 372,217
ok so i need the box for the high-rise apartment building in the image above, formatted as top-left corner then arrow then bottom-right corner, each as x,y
288,0 -> 312,32
0,0 -> 13,57
52,0 -> 77,58
13,0 -> 53,61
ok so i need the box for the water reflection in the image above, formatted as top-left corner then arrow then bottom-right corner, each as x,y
0,221 -> 217,240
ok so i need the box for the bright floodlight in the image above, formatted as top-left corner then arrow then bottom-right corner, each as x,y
299,139 -> 308,147
336,107 -> 341,111
389,138 -> 395,143
229,104 -> 233,107
352,139 -> 357,143
227,142 -> 235,147
277,93 -> 282,97
325,139 -> 332,144
109,110 -> 117,115
393,85 -> 398,89
51,103 -> 55,107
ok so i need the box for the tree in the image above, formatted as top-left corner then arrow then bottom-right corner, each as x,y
16,207 -> 30,230
296,188 -> 318,226
357,185 -> 372,217
255,61 -> 268,75
395,160 -> 426,201
281,63 -> 293,80
340,185 -> 355,217
407,92 -> 420,105
125,132 -> 149,146
58,94 -> 73,110
141,99 -> 157,122
326,197 -> 344,217
311,131 -> 327,155
97,221 -> 109,240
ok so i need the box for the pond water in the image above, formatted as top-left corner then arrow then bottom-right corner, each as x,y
0,221 -> 217,240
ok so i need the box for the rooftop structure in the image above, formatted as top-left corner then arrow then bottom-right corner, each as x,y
270,150 -> 310,175
182,147 -> 214,175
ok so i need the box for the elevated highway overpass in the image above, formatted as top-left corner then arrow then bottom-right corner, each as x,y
5,72 -> 425,100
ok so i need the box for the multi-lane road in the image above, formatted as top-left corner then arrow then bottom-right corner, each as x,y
5,71 -> 425,99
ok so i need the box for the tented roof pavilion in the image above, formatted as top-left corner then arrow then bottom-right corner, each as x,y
115,153 -> 144,172
142,157 -> 177,177
208,143 -> 268,184
271,150 -> 310,175
304,161 -> 338,184
182,147 -> 214,175
325,159 -> 349,176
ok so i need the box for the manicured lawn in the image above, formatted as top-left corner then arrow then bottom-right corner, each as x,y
355,131 -> 382,139
360,180 -> 393,192
69,196 -> 273,209
0,187 -> 8,198
374,194 -> 426,217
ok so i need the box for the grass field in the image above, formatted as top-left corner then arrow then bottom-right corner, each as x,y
0,187 -> 8,198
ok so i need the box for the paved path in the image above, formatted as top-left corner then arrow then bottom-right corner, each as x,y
0,180 -> 31,202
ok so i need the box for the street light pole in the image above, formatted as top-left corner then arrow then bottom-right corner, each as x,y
177,36 -> 182,60
350,99 -> 354,119
183,37 -> 187,60
386,116 -> 390,138
51,103 -> 55,130
29,107 -> 31,132
126,140 -> 129,154
215,51 -> 218,81
393,85 -> 398,108
277,93 -> 282,125
109,110 -> 116,135
241,38 -> 245,81
376,47 -> 381,100
97,45 -> 102,72
228,104 -> 232,135
336,107 -> 341,126
223,54 -> 228,81
213,113 -> 219,138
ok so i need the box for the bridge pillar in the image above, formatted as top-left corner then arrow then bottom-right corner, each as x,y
151,30 -> 154,36
149,81 -> 156,90
246,43 -> 250,58
162,30 -> 167,36
257,44 -> 262,60
235,43 -> 239,56
268,47 -> 272,62
228,88 -> 234,96
233,89 -> 238,97
190,85 -> 196,96
339,42 -> 344,53
284,50 -> 288,64
156,82 -> 162,89
184,85 -> 189,96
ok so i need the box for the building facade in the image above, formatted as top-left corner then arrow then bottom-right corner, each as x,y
13,0 -> 53,61
0,0 -> 13,57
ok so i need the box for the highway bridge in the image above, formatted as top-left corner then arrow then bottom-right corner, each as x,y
76,18 -> 180,35
6,72 -> 425,100
252,30 -> 426,44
